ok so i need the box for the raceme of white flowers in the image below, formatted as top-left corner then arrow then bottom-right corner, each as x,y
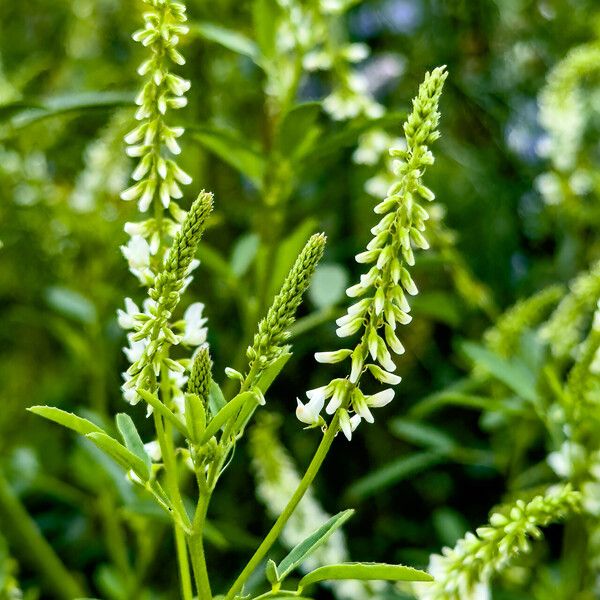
117,0 -> 208,412
415,485 -> 581,600
296,66 -> 448,438
121,0 -> 191,214
273,0 -> 382,121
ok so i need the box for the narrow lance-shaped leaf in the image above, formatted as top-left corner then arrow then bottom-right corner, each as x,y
255,352 -> 292,394
137,389 -> 190,439
274,509 -> 354,582
298,562 -> 433,590
461,341 -> 538,403
201,391 -> 260,444
185,393 -> 206,443
208,380 -> 227,416
86,432 -> 150,481
116,413 -> 151,474
28,405 -> 106,436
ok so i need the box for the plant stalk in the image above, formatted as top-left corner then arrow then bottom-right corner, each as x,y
0,471 -> 86,600
224,413 -> 340,600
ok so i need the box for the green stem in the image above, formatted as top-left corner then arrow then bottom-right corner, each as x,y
224,414 -> 340,600
0,471 -> 85,600
189,492 -> 212,600
154,366 -> 194,600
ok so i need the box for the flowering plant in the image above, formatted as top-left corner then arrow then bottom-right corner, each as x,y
29,1 -> 447,599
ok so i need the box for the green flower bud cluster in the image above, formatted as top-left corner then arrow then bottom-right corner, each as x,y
188,344 -> 212,403
123,192 -> 213,398
246,233 -> 326,374
418,485 -> 581,600
121,0 -> 191,215
541,260 -> 600,359
297,67 -> 447,436
484,284 -> 564,358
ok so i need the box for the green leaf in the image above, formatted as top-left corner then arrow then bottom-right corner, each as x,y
115,414 -> 151,474
45,286 -> 97,324
346,452 -> 444,501
197,243 -> 238,282
230,233 -> 260,277
252,0 -> 279,61
201,391 -> 258,444
461,341 -> 538,403
28,406 -> 105,437
265,559 -> 279,585
308,264 -> 349,310
299,562 -> 432,590
86,432 -> 149,481
185,393 -> 206,443
389,418 -> 457,452
137,389 -> 190,439
411,291 -> 462,327
266,218 -> 318,302
190,126 -> 265,188
191,22 -> 260,63
255,352 -> 292,393
300,111 -> 406,168
275,510 -> 354,582
276,102 -> 322,160
1,91 -> 134,135
208,381 -> 227,416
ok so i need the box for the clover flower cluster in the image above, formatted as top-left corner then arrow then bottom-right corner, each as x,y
119,0 -> 193,290
303,4 -> 383,121
416,485 -> 581,600
121,0 -> 191,215
296,67 -> 447,439
117,0 -> 213,413
536,43 -> 600,218
250,417 -> 385,600
273,0 -> 381,121
538,43 -> 600,173
120,193 -> 213,406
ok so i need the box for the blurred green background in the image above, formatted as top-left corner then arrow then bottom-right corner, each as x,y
1,0 -> 600,598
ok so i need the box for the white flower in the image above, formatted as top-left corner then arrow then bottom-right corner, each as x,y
547,441 -> 586,478
314,349 -> 353,364
121,374 -> 141,406
123,334 -> 146,364
325,381 -> 349,415
181,302 -> 208,346
343,43 -> 369,64
121,235 -> 151,271
353,130 -> 395,165
296,396 -> 325,426
366,388 -> 395,408
303,50 -> 332,71
339,409 -> 361,441
117,297 -> 141,329
144,440 -> 162,462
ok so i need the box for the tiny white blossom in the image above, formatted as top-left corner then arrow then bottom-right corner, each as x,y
144,440 -> 162,462
181,302 -> 208,346
366,388 -> 395,408
296,396 -> 324,426
339,409 -> 361,441
118,298 -> 141,329
121,235 -> 151,271
123,334 -> 146,364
